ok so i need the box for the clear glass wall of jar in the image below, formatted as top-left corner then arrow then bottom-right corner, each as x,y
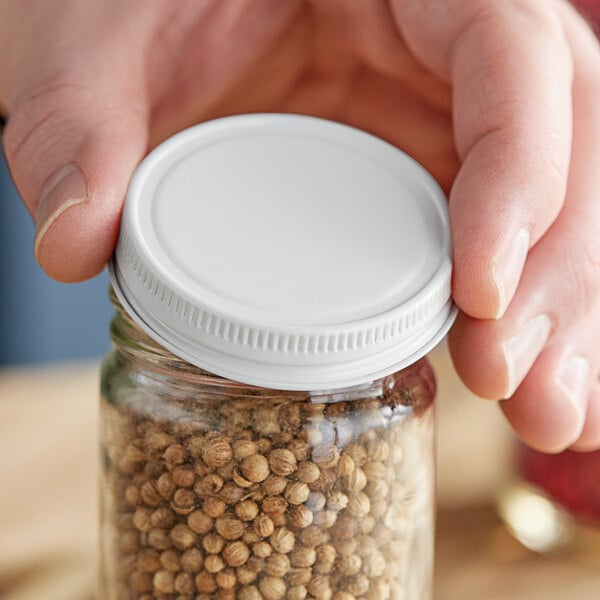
100,291 -> 437,600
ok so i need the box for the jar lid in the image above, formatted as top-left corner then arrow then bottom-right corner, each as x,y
109,114 -> 456,390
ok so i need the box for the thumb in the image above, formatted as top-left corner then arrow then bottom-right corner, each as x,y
3,30 -> 149,282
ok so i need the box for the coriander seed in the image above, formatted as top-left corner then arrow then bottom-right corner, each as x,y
240,455 -> 270,483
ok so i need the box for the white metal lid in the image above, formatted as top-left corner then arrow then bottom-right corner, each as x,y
109,114 -> 456,390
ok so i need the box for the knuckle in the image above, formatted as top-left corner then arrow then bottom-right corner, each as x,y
3,77 -> 90,165
459,0 -> 563,39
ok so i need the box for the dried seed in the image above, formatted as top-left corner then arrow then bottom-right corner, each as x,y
223,541 -> 250,567
307,574 -> 332,599
156,473 -> 176,499
305,491 -> 326,512
259,575 -> 287,600
163,444 -> 186,468
170,523 -> 197,550
238,585 -> 262,600
346,492 -> 371,518
202,436 -> 233,468
342,468 -> 367,494
129,571 -> 152,593
265,553 -> 290,577
150,506 -> 175,529
233,439 -> 258,460
235,500 -> 259,521
288,585 -> 308,600
187,510 -> 213,534
153,569 -> 175,594
174,571 -> 195,594
203,496 -> 227,518
262,475 -> 288,496
137,548 -> 160,573
252,541 -> 272,558
326,491 -> 348,511
216,517 -> 246,540
296,461 -> 320,484
125,485 -> 141,505
194,473 -> 225,496
269,449 -> 297,476
203,533 -> 226,554
159,549 -> 181,571
180,547 -> 203,572
314,544 -> 336,574
262,496 -> 287,518
148,528 -> 172,550
287,567 -> 312,586
240,455 -> 270,483
290,546 -> 317,568
237,566 -> 258,585
363,461 -> 387,480
284,481 -> 310,505
232,469 -> 254,488
144,431 -> 172,455
287,439 -> 311,462
171,488 -> 196,515
338,554 -> 362,576
288,505 -> 313,528
220,482 -> 246,505
205,554 -> 226,573
195,570 -> 217,593
299,526 -> 330,548
132,507 -> 152,532
253,514 -> 275,538
140,481 -> 162,507
103,353 -> 431,598
346,574 -> 370,596
172,466 -> 196,487
216,568 -> 237,589
337,453 -> 355,477
270,527 -> 295,554
312,443 -> 340,469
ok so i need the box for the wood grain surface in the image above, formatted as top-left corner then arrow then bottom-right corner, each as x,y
0,349 -> 598,599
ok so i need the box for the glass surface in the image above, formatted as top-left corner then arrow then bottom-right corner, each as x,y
99,297 -> 436,599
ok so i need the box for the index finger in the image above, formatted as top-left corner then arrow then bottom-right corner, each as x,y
391,0 -> 573,318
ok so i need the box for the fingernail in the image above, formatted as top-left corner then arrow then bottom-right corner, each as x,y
556,355 -> 590,426
493,228 -> 530,318
34,164 -> 87,259
502,314 -> 552,397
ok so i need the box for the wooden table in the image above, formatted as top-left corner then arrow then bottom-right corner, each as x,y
1,349 -> 598,599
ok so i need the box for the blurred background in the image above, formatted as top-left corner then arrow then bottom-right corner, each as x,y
0,147 -> 112,366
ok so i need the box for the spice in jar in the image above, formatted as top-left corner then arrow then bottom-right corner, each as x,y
101,354 -> 435,599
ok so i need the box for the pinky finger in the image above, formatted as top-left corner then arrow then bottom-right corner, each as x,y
500,346 -> 590,453
500,304 -> 600,454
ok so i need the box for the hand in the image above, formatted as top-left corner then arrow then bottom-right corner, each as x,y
1,0 -> 599,452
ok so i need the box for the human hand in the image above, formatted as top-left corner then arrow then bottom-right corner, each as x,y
1,0 -> 599,452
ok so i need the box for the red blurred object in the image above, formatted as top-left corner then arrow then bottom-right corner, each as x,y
520,446 -> 600,525
572,0 -> 600,30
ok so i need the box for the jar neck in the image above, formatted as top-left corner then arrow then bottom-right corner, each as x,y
110,287 -> 192,369
109,288 -> 312,399
108,287 -> 433,405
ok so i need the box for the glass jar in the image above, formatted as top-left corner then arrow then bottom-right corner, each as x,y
100,292 -> 437,600
100,113 -> 456,599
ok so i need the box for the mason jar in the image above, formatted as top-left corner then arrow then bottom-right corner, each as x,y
99,114 -> 456,599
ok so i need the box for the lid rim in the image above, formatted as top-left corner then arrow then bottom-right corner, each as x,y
110,260 -> 456,390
